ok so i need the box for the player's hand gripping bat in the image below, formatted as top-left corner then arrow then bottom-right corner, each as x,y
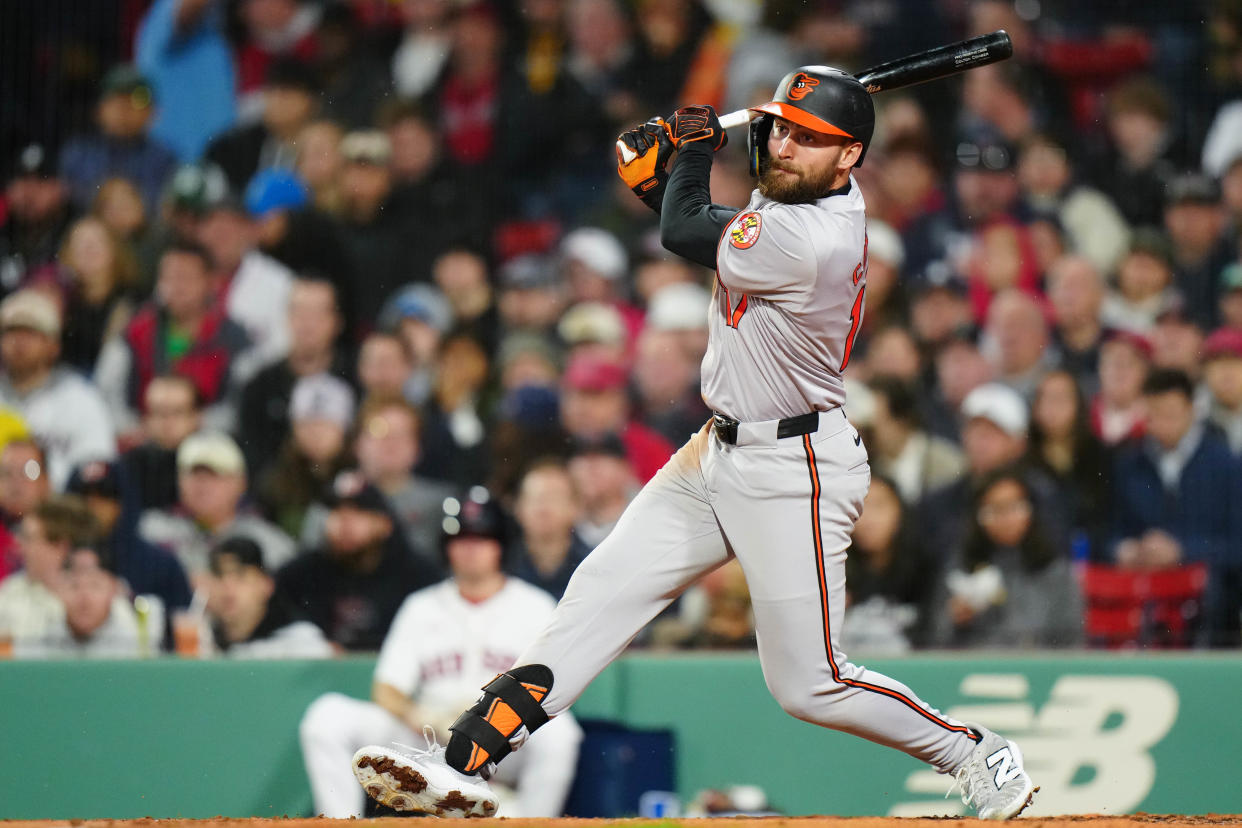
617,30 -> 1014,164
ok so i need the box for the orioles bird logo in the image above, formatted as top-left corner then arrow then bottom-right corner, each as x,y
787,72 -> 819,101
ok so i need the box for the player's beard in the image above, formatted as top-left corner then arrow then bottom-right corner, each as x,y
758,159 -> 839,204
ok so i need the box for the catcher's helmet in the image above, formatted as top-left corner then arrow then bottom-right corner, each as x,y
441,486 -> 508,557
748,66 -> 875,177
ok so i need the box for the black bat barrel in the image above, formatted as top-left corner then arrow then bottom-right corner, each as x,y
855,30 -> 1013,93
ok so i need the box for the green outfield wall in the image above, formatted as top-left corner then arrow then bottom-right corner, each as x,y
1,653 -> 1239,818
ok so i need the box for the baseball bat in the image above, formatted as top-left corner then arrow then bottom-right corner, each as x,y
617,30 -> 1013,163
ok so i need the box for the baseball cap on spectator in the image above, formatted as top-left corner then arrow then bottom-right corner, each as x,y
1165,172 -> 1221,206
244,169 -> 310,218
497,331 -> 561,374
500,254 -> 560,290
960,382 -> 1028,438
340,130 -> 392,166
568,432 -> 628,460
558,301 -> 626,346
1220,263 -> 1242,294
378,283 -> 453,333
866,220 -> 905,269
561,227 -> 628,281
646,283 -> 710,331
100,64 -> 154,105
264,57 -> 320,93
563,353 -> 627,392
290,374 -> 356,427
911,262 -> 969,297
210,536 -> 267,575
0,290 -> 61,338
1203,328 -> 1242,361
1125,227 -> 1174,272
177,431 -> 246,476
9,143 -> 55,180
66,460 -> 123,500
498,385 -> 560,428
1101,328 -> 1155,360
323,469 -> 389,513
843,378 -> 876,429
166,162 -> 233,215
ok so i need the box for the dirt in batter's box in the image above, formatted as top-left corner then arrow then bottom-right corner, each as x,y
5,815 -> 1242,828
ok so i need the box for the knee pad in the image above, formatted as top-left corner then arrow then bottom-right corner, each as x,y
446,664 -> 553,774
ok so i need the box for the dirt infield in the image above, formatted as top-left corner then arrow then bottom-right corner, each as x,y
7,816 -> 1242,828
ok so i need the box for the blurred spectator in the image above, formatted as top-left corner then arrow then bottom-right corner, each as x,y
566,433 -> 637,548
1,144 -> 75,291
1164,173 -> 1232,329
315,4 -> 391,130
1027,369 -> 1112,557
1096,77 -> 1179,228
558,301 -> 629,365
135,0 -> 238,161
1046,254 -> 1106,397
908,277 -> 973,351
930,467 -> 1084,649
560,227 -> 642,340
496,333 -> 561,392
58,65 -> 178,214
875,133 -> 944,234
982,290 -> 1052,399
238,276 -> 349,478
565,0 -> 635,123
141,162 -> 231,290
854,221 -> 907,343
497,254 -> 568,338
295,120 -> 345,214
560,352 -> 672,483
49,216 -> 137,375
207,536 -> 332,657
0,496 -> 98,648
139,430 -> 294,587
1092,330 -> 1152,445
867,377 -> 965,507
925,333 -> 995,441
861,326 -> 923,386
346,394 -> 452,573
377,283 -> 453,406
841,476 -> 932,654
274,470 -> 437,651
258,373 -> 355,539
649,558 -> 755,651
23,543 -> 147,658
118,374 -> 202,513
1200,328 -> 1242,452
1151,304 -> 1206,379
206,57 -> 319,193
917,382 -> 1067,567
432,248 -> 500,353
1221,264 -> 1242,331
0,439 -> 48,579
1017,132 -> 1131,275
434,3 -> 504,174
0,289 -> 117,488
508,458 -> 589,600
1111,369 -> 1241,645
90,178 -> 150,266
1101,227 -> 1179,334
623,0 -> 713,116
196,189 -> 296,376
418,330 -> 494,487
67,460 -> 192,621
95,240 -> 250,435
633,326 -> 710,448
357,330 -> 414,402
336,131 -> 409,327
390,0 -> 452,100
233,0 -> 321,120
645,280 -> 711,368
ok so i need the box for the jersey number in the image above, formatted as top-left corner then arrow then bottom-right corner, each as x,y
840,234 -> 869,371
722,285 -> 749,328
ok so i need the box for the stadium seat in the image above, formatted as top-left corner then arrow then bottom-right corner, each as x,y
1082,563 -> 1208,649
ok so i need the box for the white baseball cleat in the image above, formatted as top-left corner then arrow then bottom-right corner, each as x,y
352,730 -> 498,818
954,724 -> 1037,820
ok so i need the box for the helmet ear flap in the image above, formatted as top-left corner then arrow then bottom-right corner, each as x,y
748,114 -> 773,178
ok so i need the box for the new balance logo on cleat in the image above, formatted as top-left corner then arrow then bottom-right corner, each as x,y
986,746 -> 1024,788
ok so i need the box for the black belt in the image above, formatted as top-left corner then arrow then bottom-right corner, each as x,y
711,411 -> 821,445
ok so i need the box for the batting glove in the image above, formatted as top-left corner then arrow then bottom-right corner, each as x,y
666,104 -> 728,151
616,117 -> 675,209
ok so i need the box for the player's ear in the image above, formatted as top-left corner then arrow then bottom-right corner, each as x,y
840,141 -> 863,172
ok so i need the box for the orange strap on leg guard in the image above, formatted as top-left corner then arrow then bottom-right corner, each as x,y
446,665 -> 553,774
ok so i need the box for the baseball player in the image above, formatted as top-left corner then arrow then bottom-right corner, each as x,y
304,487 -> 581,818
353,67 -> 1035,820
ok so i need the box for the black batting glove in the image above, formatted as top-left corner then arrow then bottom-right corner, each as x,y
666,105 -> 727,151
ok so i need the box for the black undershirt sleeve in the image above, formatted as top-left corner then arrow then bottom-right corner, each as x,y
658,142 -> 741,270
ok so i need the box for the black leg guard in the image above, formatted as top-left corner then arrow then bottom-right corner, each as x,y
445,664 -> 554,775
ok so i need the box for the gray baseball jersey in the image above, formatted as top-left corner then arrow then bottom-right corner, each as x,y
703,178 -> 868,421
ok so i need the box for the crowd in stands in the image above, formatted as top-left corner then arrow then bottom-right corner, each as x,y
1,0 -> 1241,658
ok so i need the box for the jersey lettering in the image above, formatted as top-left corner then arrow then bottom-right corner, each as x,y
840,285 -> 865,372
986,746 -> 1023,788
720,282 -> 750,329
852,231 -> 869,286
